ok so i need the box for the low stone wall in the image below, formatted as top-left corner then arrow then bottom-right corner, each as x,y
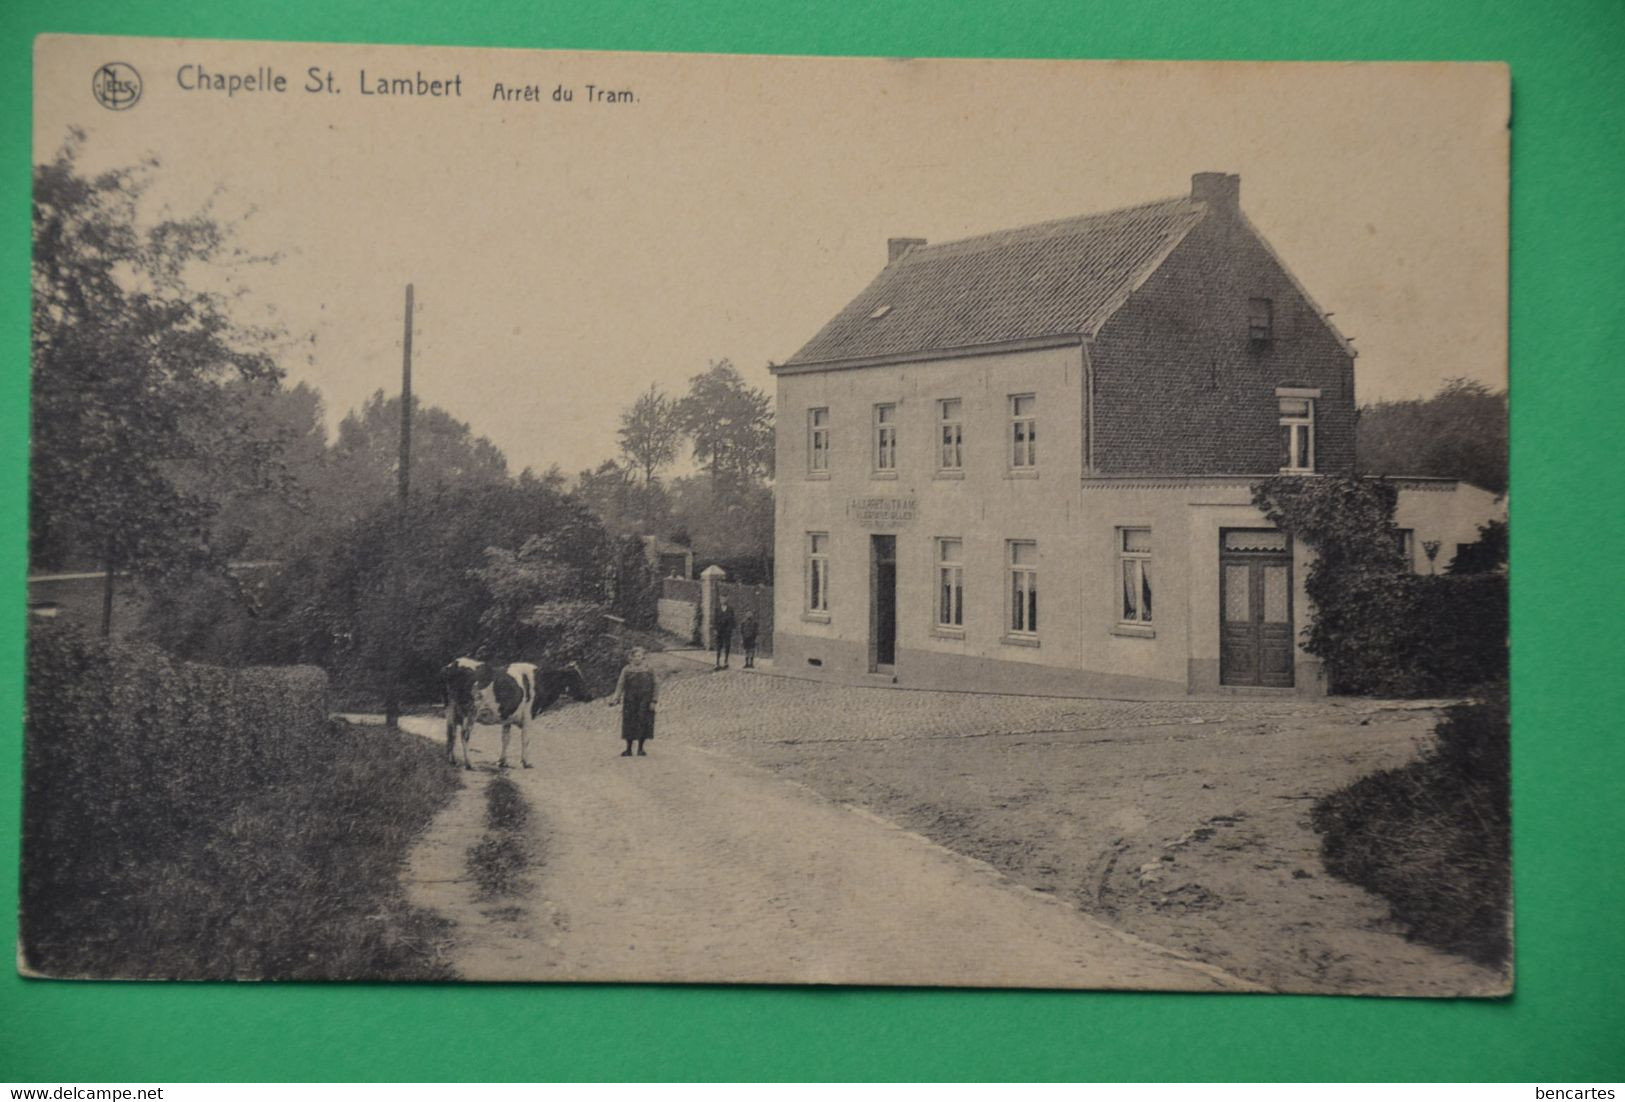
658,597 -> 699,644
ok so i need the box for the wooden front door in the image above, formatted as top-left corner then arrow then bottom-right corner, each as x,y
1220,529 -> 1294,688
870,535 -> 897,670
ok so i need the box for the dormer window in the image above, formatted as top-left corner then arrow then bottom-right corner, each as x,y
1248,298 -> 1273,346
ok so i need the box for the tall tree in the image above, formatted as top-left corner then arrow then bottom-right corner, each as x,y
572,458 -> 656,538
32,133 -> 287,630
617,383 -> 684,485
675,359 -> 774,488
1358,378 -> 1508,494
313,391 -> 509,529
208,380 -> 329,559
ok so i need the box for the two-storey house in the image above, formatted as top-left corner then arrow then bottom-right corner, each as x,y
770,174 -> 1501,696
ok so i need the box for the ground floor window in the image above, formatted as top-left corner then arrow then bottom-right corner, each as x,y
807,533 -> 830,613
1008,540 -> 1038,636
936,538 -> 964,628
1119,527 -> 1152,623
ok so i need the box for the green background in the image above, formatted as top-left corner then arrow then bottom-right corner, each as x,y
2,0 -> 1621,1083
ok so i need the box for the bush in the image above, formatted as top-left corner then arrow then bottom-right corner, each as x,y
1448,518 -> 1508,575
1308,570 -> 1508,696
253,482 -> 623,706
21,620 -> 459,979
1253,476 -> 1508,696
1312,692 -> 1511,967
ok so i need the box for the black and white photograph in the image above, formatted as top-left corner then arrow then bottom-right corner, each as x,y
24,38 -> 1510,995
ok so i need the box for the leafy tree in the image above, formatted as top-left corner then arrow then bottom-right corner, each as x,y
572,458 -> 672,539
313,390 -> 509,530
519,463 -> 571,492
31,133 -> 288,628
675,359 -> 774,488
1358,378 -> 1508,494
1252,475 -> 1506,695
1447,518 -> 1509,575
208,380 -> 329,559
617,383 -> 684,485
251,482 -> 612,704
665,474 -> 774,583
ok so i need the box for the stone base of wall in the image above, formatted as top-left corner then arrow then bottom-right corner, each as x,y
657,598 -> 698,644
772,631 -> 1191,700
1186,656 -> 1327,696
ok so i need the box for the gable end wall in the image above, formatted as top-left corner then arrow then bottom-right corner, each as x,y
1089,211 -> 1356,475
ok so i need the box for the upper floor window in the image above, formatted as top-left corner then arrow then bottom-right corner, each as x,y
1008,539 -> 1038,637
1249,298 -> 1273,345
1010,394 -> 1037,469
873,403 -> 898,473
1279,396 -> 1315,472
808,407 -> 830,475
936,538 -> 964,629
1119,528 -> 1153,624
938,399 -> 963,471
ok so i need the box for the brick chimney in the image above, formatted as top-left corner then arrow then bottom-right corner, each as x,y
888,237 -> 927,263
1191,172 -> 1241,212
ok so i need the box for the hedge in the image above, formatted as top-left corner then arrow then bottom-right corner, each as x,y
1315,571 -> 1507,697
21,620 -> 330,972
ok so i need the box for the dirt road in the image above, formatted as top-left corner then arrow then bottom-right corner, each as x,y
399,668 -> 1253,990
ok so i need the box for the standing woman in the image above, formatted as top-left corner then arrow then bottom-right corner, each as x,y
607,646 -> 658,756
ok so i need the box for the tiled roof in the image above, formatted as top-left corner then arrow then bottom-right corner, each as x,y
784,196 -> 1209,367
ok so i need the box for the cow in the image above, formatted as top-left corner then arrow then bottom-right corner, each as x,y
442,657 -> 594,771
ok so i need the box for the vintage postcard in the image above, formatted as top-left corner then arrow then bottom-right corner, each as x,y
23,36 -> 1509,994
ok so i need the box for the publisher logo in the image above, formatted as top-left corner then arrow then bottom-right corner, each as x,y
92,63 -> 142,110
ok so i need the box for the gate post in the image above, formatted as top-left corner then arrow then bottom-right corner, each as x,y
699,564 -> 727,650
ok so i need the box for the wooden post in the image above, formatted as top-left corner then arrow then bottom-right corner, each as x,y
399,284 -> 413,503
385,284 -> 413,730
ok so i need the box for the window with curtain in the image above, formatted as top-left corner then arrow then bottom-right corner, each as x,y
1279,396 -> 1314,472
1008,540 -> 1038,635
937,538 -> 964,628
806,532 -> 830,613
1010,394 -> 1037,469
938,399 -> 963,471
873,403 -> 897,472
1119,527 -> 1152,624
808,407 -> 830,474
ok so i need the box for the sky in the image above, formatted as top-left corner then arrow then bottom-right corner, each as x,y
36,39 -> 1508,477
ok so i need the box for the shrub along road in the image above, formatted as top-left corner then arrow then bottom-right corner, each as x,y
395,654 -> 1505,994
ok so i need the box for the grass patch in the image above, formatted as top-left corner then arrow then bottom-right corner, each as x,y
467,775 -> 536,901
1311,691 -> 1511,968
22,719 -> 462,980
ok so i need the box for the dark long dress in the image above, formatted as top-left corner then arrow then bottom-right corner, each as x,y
619,668 -> 656,743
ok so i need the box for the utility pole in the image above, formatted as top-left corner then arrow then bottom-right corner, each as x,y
384,284 -> 414,730
400,284 -> 413,503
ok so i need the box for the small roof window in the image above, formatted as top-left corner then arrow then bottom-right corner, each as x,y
868,304 -> 893,320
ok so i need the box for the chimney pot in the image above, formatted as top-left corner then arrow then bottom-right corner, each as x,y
1191,172 -> 1241,212
888,237 -> 927,263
